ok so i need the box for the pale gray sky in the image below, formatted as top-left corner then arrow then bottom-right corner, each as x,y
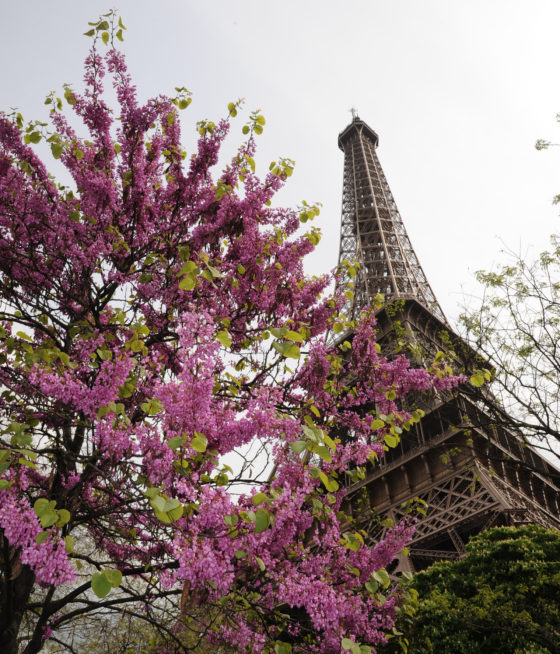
2,0 -> 559,323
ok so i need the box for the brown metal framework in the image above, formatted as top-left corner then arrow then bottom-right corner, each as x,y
336,117 -> 560,571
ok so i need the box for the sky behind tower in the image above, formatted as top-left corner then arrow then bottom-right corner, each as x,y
1,0 -> 559,324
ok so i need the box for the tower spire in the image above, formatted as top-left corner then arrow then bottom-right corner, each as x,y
336,118 -> 446,323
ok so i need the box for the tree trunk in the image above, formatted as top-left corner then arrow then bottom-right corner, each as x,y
0,562 -> 36,654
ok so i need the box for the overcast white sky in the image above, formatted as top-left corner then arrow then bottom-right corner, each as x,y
2,0 -> 559,324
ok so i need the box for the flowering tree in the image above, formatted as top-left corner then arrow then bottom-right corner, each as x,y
0,13 -> 457,654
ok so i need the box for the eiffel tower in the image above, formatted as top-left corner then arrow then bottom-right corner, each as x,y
336,114 -> 560,571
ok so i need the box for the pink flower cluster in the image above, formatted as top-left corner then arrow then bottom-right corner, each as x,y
0,494 -> 75,586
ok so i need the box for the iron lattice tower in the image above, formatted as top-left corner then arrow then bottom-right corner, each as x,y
336,116 -> 560,571
336,116 -> 445,323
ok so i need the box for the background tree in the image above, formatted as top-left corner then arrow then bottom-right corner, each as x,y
0,12 -> 457,654
403,525 -> 560,653
459,159 -> 560,465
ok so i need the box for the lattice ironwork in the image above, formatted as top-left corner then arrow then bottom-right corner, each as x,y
336,115 -> 446,323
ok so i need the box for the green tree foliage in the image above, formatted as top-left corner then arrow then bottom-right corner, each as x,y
406,525 -> 560,654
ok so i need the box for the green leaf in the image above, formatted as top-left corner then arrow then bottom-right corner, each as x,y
254,508 -> 270,534
373,568 -> 391,589
191,432 -> 208,453
315,445 -> 332,463
318,470 -> 339,492
384,434 -> 399,448
371,418 -> 385,430
310,405 -> 321,418
256,556 -> 266,571
163,497 -> 182,513
177,260 -> 197,276
323,433 -> 337,452
35,532 -> 48,545
252,492 -> 267,506
178,275 -> 196,291
275,643 -> 292,654
64,535 -> 74,553
234,549 -> 247,559
150,495 -> 166,513
206,264 -> 221,279
96,347 -> 112,360
285,330 -> 304,343
104,568 -> 123,588
272,340 -> 301,360
216,330 -> 232,348
342,638 -> 356,652
141,398 -> 162,416
0,480 -> 13,491
290,440 -> 307,454
167,435 -> 186,450
34,498 -> 51,517
470,372 -> 485,387
97,405 -> 111,419
18,458 -> 38,470
365,580 -> 379,594
91,572 -> 112,598
101,31 -> 110,45
284,343 -> 301,359
41,511 -> 58,529
56,509 -> 71,527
